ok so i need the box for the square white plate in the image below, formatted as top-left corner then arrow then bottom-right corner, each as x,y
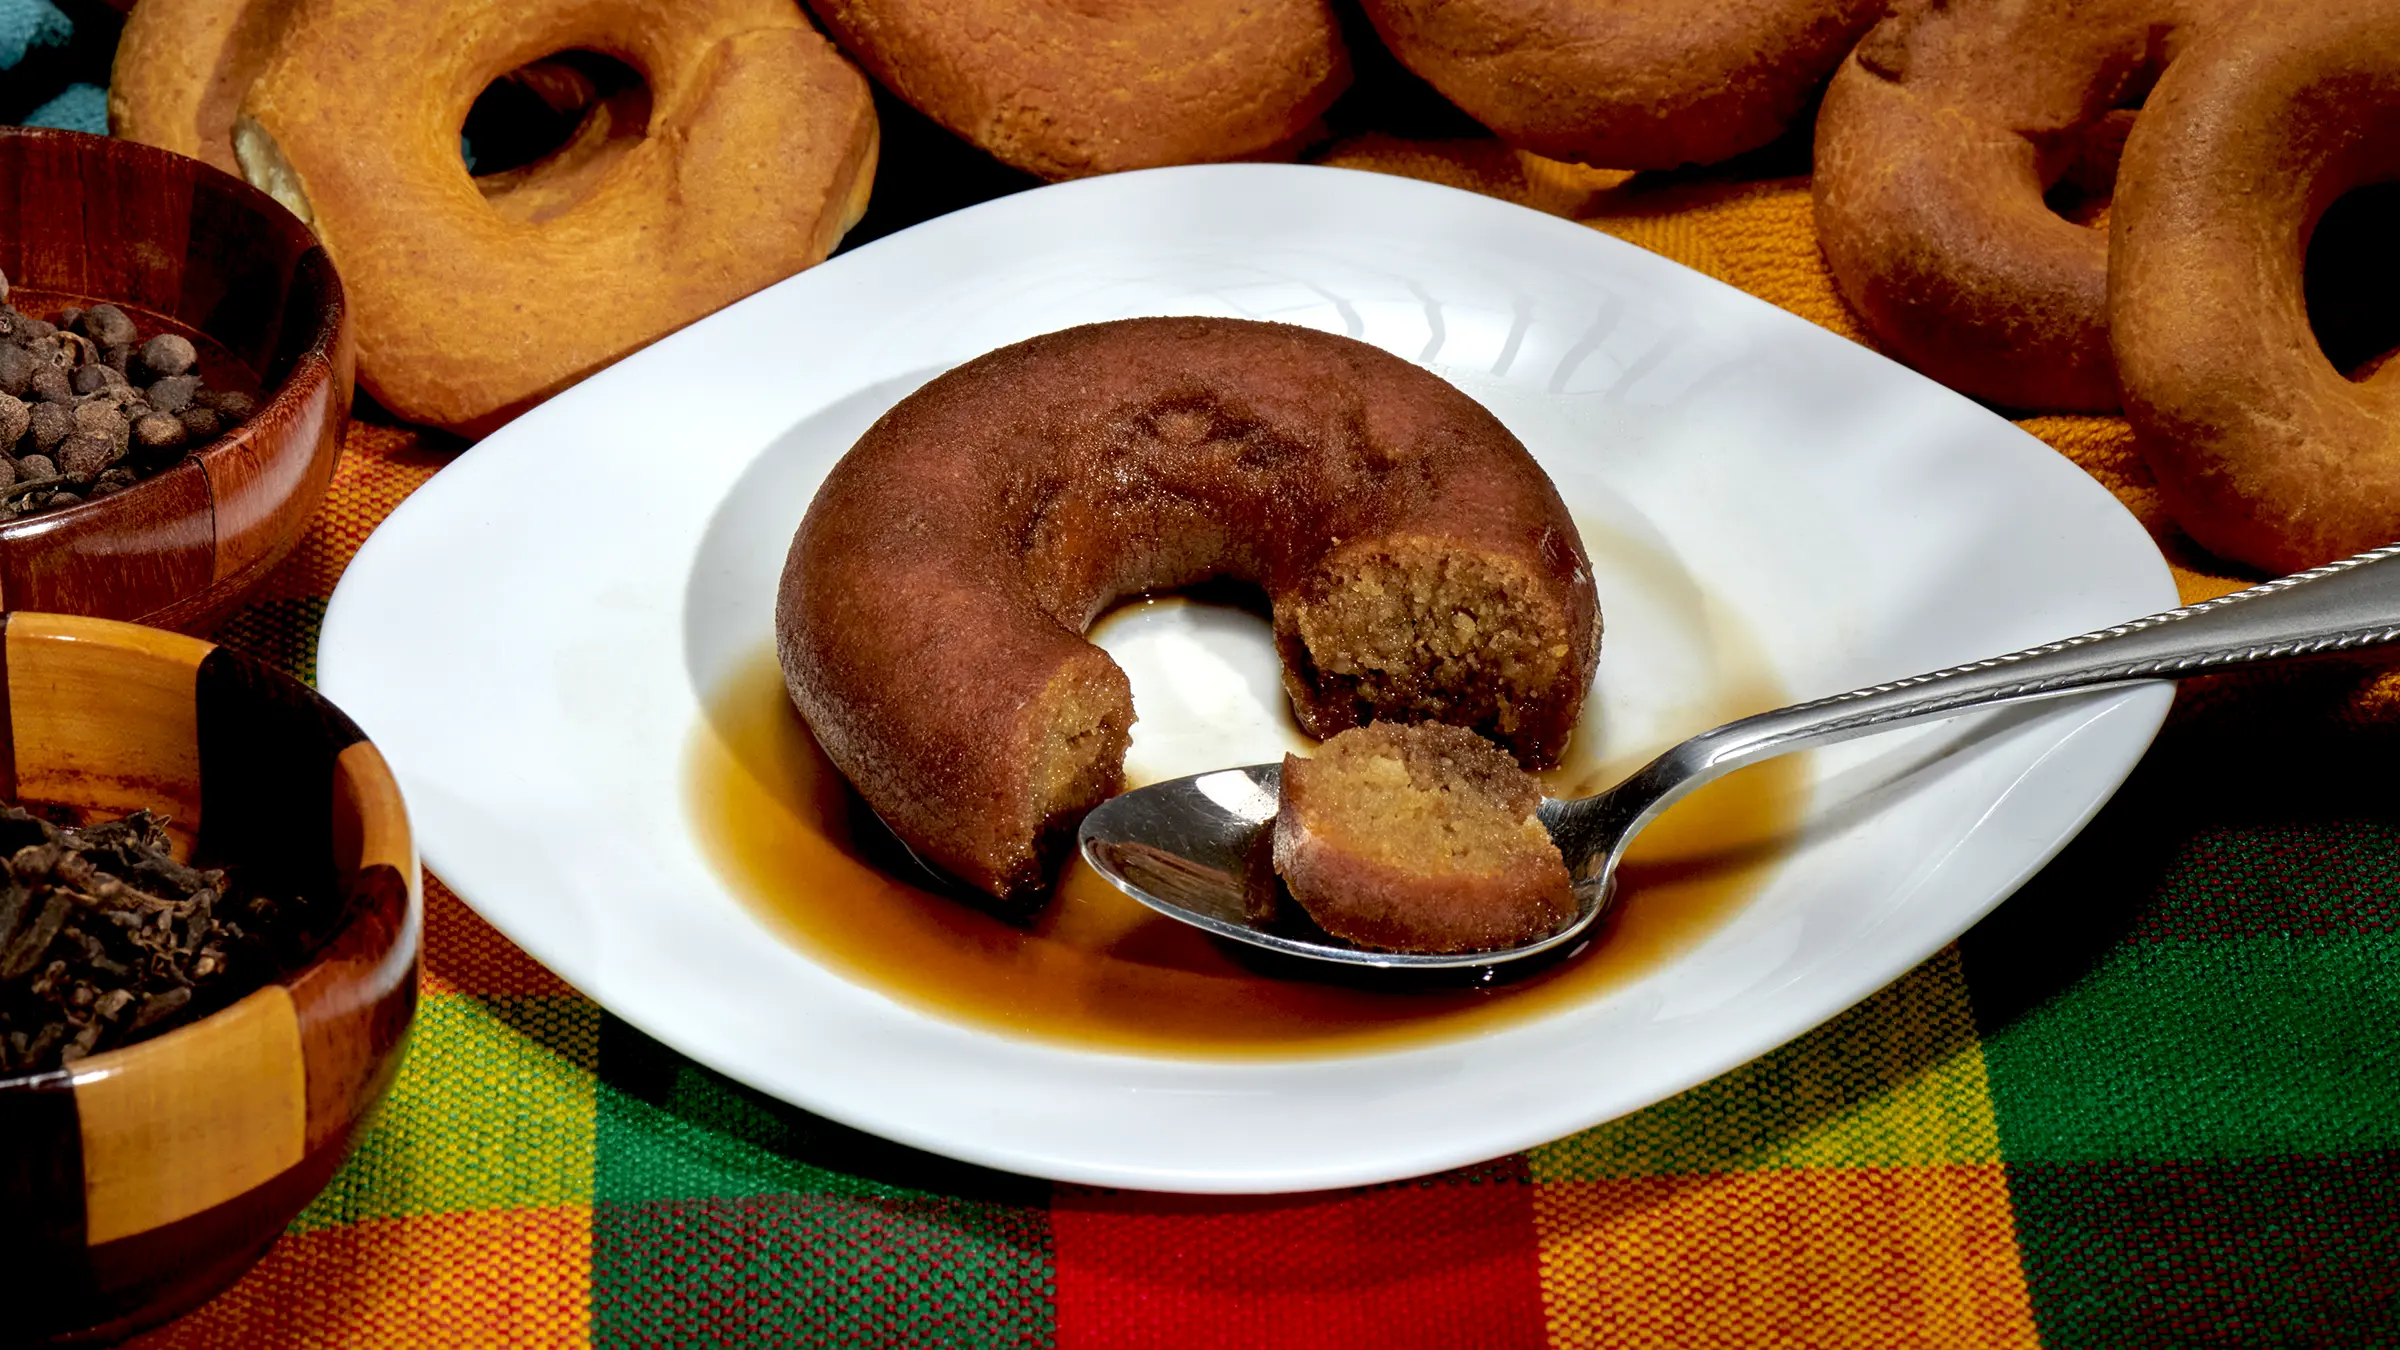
319,164 -> 2174,1192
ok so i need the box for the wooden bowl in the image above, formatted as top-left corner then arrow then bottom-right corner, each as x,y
0,612 -> 418,1346
0,127 -> 353,632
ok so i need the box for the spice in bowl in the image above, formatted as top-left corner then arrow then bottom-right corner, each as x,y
0,267 -> 257,522
0,805 -> 312,1076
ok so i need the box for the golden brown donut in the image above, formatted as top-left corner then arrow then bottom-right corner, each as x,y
777,318 -> 1601,904
1360,0 -> 1885,171
231,0 -> 878,433
1814,0 -> 2237,412
114,2 -> 642,226
110,0 -> 298,175
803,0 -> 1348,181
1274,722 -> 1574,955
2111,0 -> 2400,573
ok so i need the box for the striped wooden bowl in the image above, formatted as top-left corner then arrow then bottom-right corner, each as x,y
0,126 -> 353,632
0,612 -> 419,1346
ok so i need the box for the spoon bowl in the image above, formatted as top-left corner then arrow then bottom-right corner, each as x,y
1082,541 -> 2400,968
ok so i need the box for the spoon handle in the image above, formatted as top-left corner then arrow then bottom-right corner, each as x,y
1557,541 -> 2400,876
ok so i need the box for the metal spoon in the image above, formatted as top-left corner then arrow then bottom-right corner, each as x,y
1079,541 -> 2400,970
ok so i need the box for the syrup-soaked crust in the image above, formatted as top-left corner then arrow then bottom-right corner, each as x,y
777,318 -> 1600,904
2111,0 -> 2400,572
805,0 -> 1349,181
1361,0 -> 1886,171
231,0 -> 878,433
1814,0 -> 2242,412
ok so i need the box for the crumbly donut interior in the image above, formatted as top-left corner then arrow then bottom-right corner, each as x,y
1292,542 -> 1572,750
1286,723 -> 1556,877
1018,662 -> 1134,881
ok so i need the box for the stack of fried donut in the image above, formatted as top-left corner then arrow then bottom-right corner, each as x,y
2112,0 -> 2400,572
1817,0 -> 2400,572
112,0 -> 879,433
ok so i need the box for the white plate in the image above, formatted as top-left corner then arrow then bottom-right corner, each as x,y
319,164 -> 2175,1193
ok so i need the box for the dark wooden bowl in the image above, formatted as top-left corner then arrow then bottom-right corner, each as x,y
0,612 -> 418,1346
0,127 -> 352,632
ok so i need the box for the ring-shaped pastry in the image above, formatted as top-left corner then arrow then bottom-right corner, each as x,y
805,0 -> 1348,181
233,0 -> 878,432
113,1 -> 645,232
2111,0 -> 2400,572
777,318 -> 1601,904
1361,0 -> 1886,171
1814,0 -> 2232,411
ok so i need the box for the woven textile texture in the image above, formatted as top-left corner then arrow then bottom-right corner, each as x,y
42,130 -> 2389,1346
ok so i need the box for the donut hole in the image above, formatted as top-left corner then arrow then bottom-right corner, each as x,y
462,51 -> 651,224
2305,181 -> 2400,383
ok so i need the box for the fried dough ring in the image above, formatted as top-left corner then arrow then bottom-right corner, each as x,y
1814,0 -> 2237,411
1360,0 -> 1886,171
229,0 -> 878,433
803,0 -> 1348,181
113,0 -> 645,226
777,318 -> 1600,903
110,0 -> 298,176
2111,0 -> 2400,572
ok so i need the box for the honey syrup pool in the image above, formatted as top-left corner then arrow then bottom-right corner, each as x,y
685,616 -> 1807,1058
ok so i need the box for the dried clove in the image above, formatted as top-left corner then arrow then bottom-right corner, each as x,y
0,806 -> 319,1076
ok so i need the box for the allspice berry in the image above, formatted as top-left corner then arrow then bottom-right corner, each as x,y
197,389 -> 257,422
71,400 -> 129,452
76,304 -> 139,349
0,292 -> 257,517
56,434 -> 115,483
71,364 -> 126,395
0,345 -> 32,398
26,403 -> 70,454
137,334 -> 197,380
146,374 -> 199,415
178,407 -> 223,442
132,413 -> 186,454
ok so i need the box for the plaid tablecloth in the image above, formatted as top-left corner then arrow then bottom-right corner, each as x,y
41,116 -> 2386,1350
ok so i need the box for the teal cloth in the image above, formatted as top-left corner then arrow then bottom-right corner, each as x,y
24,81 -> 105,133
0,0 -> 71,71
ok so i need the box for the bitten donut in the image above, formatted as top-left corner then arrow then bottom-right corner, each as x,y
1360,0 -> 1885,171
2111,0 -> 2400,573
232,0 -> 878,433
804,0 -> 1348,181
1814,0 -> 2233,411
777,318 -> 1601,905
